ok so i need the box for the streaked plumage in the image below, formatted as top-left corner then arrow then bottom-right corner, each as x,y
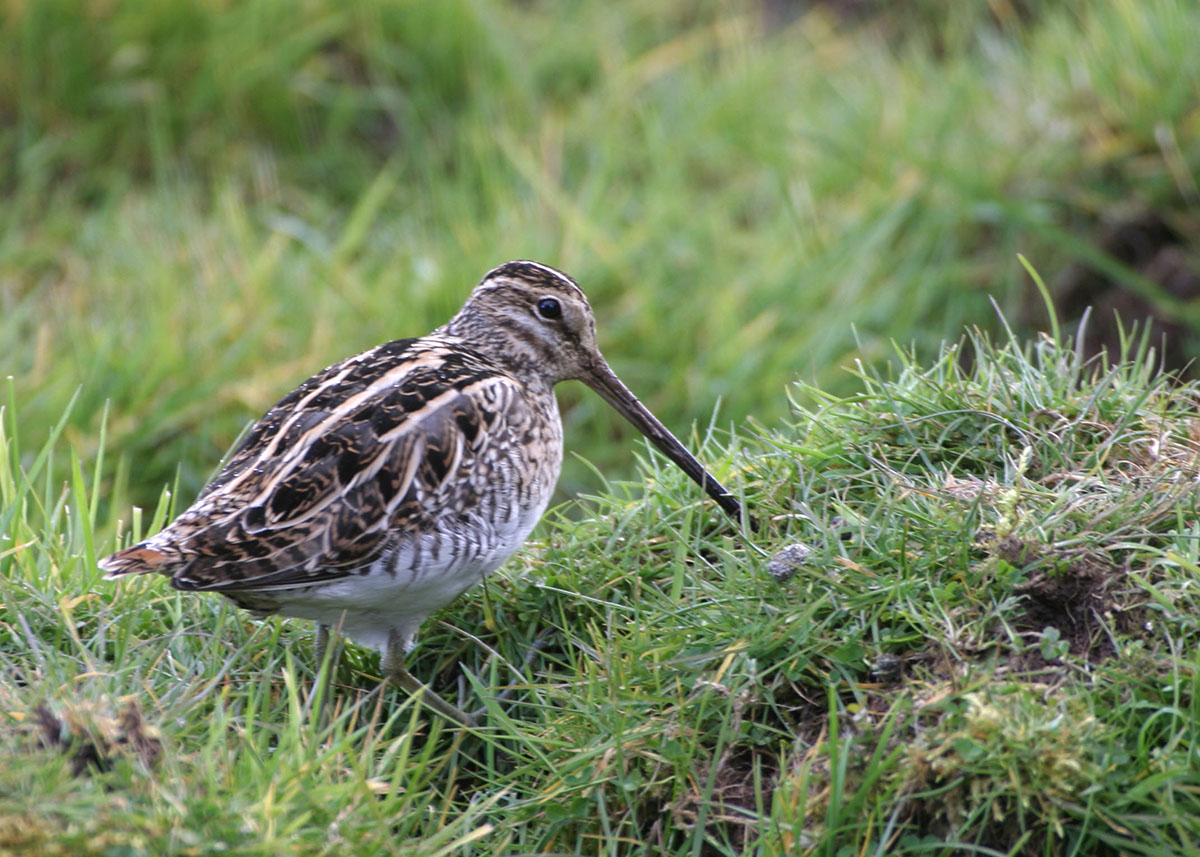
100,261 -> 743,724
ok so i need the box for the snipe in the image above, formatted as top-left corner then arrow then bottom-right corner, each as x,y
100,261 -> 743,725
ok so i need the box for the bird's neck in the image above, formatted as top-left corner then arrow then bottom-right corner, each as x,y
436,317 -> 560,391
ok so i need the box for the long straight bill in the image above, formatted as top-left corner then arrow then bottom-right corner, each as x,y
584,360 -> 745,524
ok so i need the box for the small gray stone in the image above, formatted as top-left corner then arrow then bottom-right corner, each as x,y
766,542 -> 812,583
871,653 -> 903,684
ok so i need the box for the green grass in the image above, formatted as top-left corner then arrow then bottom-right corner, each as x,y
4,312 -> 1200,854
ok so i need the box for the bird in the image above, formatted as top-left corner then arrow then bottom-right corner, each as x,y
99,261 -> 744,725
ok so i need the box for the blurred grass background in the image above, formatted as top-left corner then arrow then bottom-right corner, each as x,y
2,0 -> 1198,510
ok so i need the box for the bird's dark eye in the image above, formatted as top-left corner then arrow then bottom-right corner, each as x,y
536,297 -> 562,320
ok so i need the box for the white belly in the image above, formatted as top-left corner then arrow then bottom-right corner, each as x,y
262,488 -> 549,653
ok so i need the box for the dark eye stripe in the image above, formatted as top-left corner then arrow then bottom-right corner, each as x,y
537,297 -> 562,320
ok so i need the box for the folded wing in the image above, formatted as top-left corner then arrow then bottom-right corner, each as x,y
100,339 -> 516,593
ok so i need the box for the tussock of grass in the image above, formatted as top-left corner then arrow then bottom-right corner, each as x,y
4,315 -> 1200,854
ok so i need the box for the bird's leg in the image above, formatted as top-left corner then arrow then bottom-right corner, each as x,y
315,622 -> 331,670
384,630 -> 477,728
312,622 -> 338,722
